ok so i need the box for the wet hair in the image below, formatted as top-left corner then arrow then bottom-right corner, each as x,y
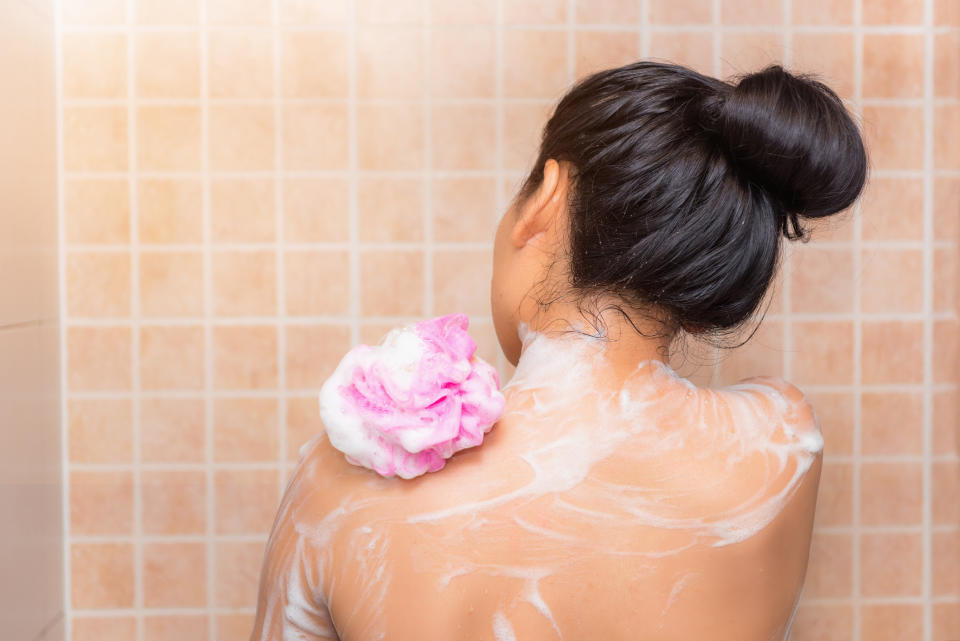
515,60 -> 869,346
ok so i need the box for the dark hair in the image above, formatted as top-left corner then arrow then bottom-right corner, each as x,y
516,60 -> 868,344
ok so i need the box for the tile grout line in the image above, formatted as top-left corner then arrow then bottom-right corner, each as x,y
271,0 -> 287,507
124,1 -> 145,638
494,0 -> 505,377
348,0 -> 359,347
423,0 -> 433,318
782,0 -> 793,388
198,0 -> 216,636
922,0 -> 935,639
54,0 -> 71,637
852,0 -> 864,637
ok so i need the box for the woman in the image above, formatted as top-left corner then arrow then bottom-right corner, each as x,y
250,60 -> 868,640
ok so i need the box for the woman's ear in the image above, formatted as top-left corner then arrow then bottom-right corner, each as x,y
510,159 -> 566,249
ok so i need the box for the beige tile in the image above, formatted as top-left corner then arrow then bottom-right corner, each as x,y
281,30 -> 348,98
213,325 -> 277,389
65,179 -> 130,245
283,104 -> 349,170
66,251 -> 130,317
139,325 -> 205,390
212,250 -> 276,317
791,321 -> 853,386
933,389 -> 958,456
504,0 -> 567,24
648,30 -> 714,75
62,0 -> 126,24
649,0 -> 711,24
860,177 -> 924,241
504,29 -> 568,99
140,469 -> 206,535
860,604 -> 923,641
861,392 -> 924,455
283,250 -> 350,315
719,32 -> 785,78
140,398 -> 205,463
934,246 -> 957,314
73,617 -> 136,641
792,0 -> 853,24
938,0 -> 960,25
278,0 -> 349,24
806,391 -> 854,456
812,462 -> 853,528
861,320 -> 924,385
789,246 -> 854,314
935,31 -> 960,98
863,0 -> 924,24
69,470 -> 133,536
790,32 -> 855,100
285,323 -> 351,388
935,319 -> 959,383
140,251 -> 203,317
67,326 -> 131,391
213,397 -> 278,462
433,249 -> 491,316
143,615 -> 208,641
360,250 -> 424,316
574,30 -> 639,80
935,177 -> 960,242
63,107 -> 127,171
208,30 -> 273,98
68,399 -> 132,464
214,541 -> 264,608
433,177 -> 497,243
357,28 -> 423,98
358,177 -> 423,242
208,0 -> 271,24
216,614 -> 256,641
137,179 -> 203,244
789,603 -> 853,641
860,462 -> 923,526
432,104 -> 496,170
863,34 -> 924,99
803,532 -> 853,598
283,178 -> 349,242
62,33 -> 127,99
142,543 -> 206,607
211,179 -> 275,243
215,468 -> 278,534
862,105 -> 925,170
285,395 -> 324,458
860,248 -> 924,313
356,103 -> 423,170
933,459 -> 960,525
70,543 -> 134,609
935,103 -> 960,170
429,28 -> 495,98
137,106 -> 202,171
428,0 -> 491,23
861,532 -> 923,596
933,530 -> 960,595
209,104 -> 274,171
573,0 -> 639,23
721,0 -> 781,24
503,102 -> 553,171
135,0 -> 200,24
135,32 -> 200,98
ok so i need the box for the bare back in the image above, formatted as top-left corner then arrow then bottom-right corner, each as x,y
251,331 -> 823,641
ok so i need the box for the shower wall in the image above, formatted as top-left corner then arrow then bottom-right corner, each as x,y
58,1 -> 958,640
1,1 -> 63,640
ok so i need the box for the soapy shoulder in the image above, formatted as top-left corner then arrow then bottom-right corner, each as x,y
730,374 -> 821,442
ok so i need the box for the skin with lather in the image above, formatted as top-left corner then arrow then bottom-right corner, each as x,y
249,159 -> 824,641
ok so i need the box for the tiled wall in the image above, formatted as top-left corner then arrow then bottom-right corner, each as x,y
1,1 -> 63,640
58,0 -> 958,640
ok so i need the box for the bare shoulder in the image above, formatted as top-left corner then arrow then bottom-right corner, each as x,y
730,375 -> 821,437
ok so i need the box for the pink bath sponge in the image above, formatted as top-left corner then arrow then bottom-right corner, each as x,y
317,314 -> 506,479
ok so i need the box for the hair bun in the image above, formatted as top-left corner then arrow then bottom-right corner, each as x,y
703,64 -> 868,236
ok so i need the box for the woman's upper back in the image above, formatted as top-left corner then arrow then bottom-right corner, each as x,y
251,332 -> 823,641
